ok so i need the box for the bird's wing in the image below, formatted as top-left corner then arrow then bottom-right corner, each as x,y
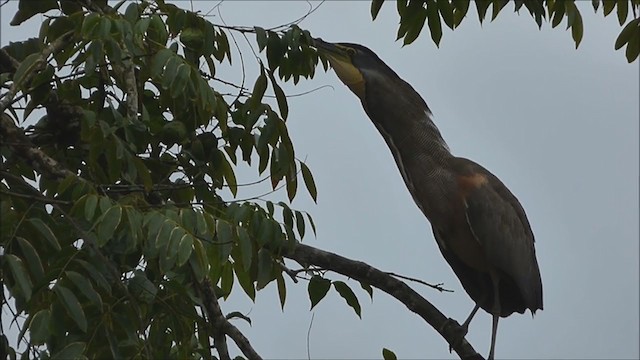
461,164 -> 543,311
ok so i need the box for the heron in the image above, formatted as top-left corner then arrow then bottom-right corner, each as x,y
313,39 -> 543,359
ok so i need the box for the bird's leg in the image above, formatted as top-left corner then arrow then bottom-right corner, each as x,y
488,273 -> 501,360
462,303 -> 481,331
447,303 -> 480,353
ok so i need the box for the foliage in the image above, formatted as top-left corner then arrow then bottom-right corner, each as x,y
372,0 -> 640,62
1,0 -> 637,359
0,0 -> 334,358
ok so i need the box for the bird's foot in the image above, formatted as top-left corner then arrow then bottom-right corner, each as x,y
440,317 -> 469,353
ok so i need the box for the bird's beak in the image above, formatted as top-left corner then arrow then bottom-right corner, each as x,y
312,38 -> 366,99
313,38 -> 349,60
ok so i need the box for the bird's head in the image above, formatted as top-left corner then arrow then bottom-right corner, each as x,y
313,38 -> 397,101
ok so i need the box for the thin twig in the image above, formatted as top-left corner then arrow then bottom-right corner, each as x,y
276,260 -> 300,283
0,188 -> 72,205
386,272 -> 453,292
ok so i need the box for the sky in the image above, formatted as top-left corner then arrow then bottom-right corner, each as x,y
1,1 -> 639,359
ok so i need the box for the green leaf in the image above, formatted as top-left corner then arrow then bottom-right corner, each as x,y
382,348 -> 398,360
151,48 -> 174,78
190,238 -> 209,282
128,270 -> 157,304
300,162 -> 317,202
16,237 -> 44,282
13,53 -> 40,90
51,342 -> 87,360
266,31 -> 284,70
333,280 -> 361,318
160,227 -> 183,272
371,0 -> 385,20
603,0 -> 616,15
154,220 -> 174,251
57,174 -> 77,196
437,0 -> 455,29
84,194 -> 98,221
571,6 -> 583,48
294,210 -> 306,239
81,12 -> 101,39
615,18 -> 640,50
305,212 -> 317,236
97,205 -> 123,246
276,271 -> 287,310
404,7 -> 428,45
308,275 -> 331,310
220,154 -> 238,196
453,0 -> 469,27
54,285 -> 88,332
5,254 -> 32,301
256,249 -> 274,290
565,1 -> 577,29
255,26 -> 268,52
551,4 -> 565,28
66,271 -> 103,308
10,0 -> 57,26
124,2 -> 139,24
266,200 -> 275,216
220,261 -> 234,297
267,69 -> 289,120
426,0 -> 443,46
237,227 -> 253,271
491,0 -> 509,21
475,0 -> 491,23
97,16 -> 112,39
176,233 -> 194,267
161,55 -> 180,89
281,203 -> 294,230
29,309 -> 51,345
216,220 -> 235,263
249,68 -> 268,109
170,64 -> 191,98
234,261 -> 256,300
360,280 -> 374,300
75,259 -> 111,294
625,24 -> 640,62
616,0 -> 628,25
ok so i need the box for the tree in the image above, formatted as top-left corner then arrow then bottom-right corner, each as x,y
1,1 -> 637,360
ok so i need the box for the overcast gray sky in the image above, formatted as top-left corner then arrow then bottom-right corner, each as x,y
2,1 -> 639,359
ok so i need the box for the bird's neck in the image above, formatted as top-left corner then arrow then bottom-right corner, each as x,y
367,106 -> 452,168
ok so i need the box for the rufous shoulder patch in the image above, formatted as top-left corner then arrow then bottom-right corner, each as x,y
457,173 -> 489,192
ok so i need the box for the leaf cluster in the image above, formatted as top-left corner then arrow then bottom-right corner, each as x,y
0,1 -> 332,358
372,0 -> 640,62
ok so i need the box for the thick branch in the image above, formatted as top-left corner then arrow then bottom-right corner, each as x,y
200,280 -> 263,360
199,279 -> 231,360
0,113 -> 76,180
286,243 -> 484,360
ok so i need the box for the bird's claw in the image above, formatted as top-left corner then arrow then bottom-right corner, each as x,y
441,317 -> 469,353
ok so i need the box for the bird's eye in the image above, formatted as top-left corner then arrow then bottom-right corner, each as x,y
346,48 -> 356,56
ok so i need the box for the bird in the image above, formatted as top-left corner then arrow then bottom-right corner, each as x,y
312,38 -> 543,360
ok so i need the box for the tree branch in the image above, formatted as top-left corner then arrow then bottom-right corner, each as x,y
198,279 -> 231,360
285,243 -> 484,360
0,113 -> 76,180
199,279 -> 263,360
